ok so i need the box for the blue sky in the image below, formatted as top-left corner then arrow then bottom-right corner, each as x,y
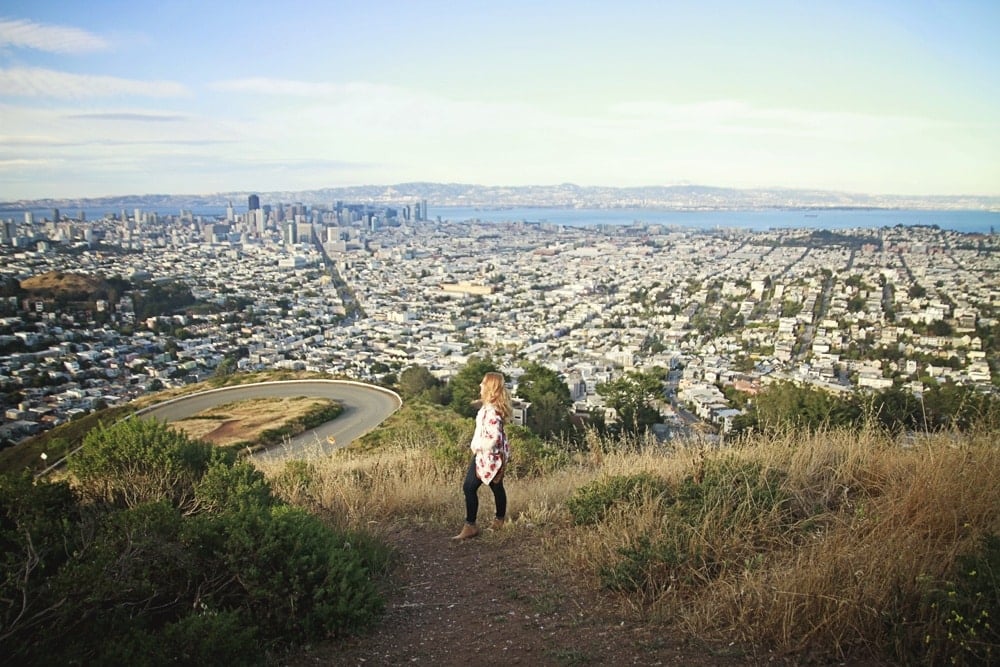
0,1 -> 997,199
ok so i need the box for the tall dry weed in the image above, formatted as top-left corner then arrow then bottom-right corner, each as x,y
258,424 -> 998,663
684,429 -> 1000,661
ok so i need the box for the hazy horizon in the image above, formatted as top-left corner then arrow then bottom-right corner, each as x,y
1,2 -> 998,200
4,181 -> 999,211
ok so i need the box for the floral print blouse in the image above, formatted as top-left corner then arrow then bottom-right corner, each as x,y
470,402 -> 509,484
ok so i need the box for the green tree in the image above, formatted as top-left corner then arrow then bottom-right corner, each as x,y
922,381 -> 1000,431
517,362 -> 573,440
737,381 -> 860,434
595,367 -> 666,433
133,281 -> 196,319
781,300 -> 803,318
398,365 -> 442,401
214,356 -> 237,378
867,386 -> 923,432
448,357 -> 498,418
928,319 -> 954,336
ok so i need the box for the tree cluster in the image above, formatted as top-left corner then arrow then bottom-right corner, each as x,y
0,419 -> 383,665
733,380 -> 1000,435
132,281 -> 197,320
398,358 -> 672,444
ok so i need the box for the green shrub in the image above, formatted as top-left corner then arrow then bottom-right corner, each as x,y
269,459 -> 318,503
600,533 -> 702,593
94,609 -> 261,667
0,404 -> 134,476
334,526 -> 395,579
27,500 -> 195,665
431,439 -> 468,472
68,417 -> 219,512
920,533 -> 1000,666
198,504 -> 384,641
594,458 -> 790,596
509,425 -> 569,477
0,472 -> 81,655
3,419 -> 386,664
195,459 -> 274,513
566,473 -> 670,525
674,457 -> 789,526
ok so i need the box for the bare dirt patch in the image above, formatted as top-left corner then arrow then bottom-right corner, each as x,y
282,521 -> 758,666
171,397 -> 334,446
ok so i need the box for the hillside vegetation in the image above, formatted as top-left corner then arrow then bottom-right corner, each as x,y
1,418 -> 387,665
0,369 -> 338,474
2,366 -> 998,664
258,404 -> 1000,665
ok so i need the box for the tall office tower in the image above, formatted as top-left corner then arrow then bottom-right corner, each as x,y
79,210 -> 86,221
226,201 -> 235,222
422,200 -> 428,221
283,220 -> 298,246
248,194 -> 260,211
24,212 -> 33,225
414,201 -> 422,221
52,208 -> 60,222
297,221 -> 314,243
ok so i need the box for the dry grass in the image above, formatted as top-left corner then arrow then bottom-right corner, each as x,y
171,397 -> 335,446
19,270 -> 104,293
256,425 -> 1000,663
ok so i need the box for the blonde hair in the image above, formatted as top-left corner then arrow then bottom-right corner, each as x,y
480,371 -> 513,421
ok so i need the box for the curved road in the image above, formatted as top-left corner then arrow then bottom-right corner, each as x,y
138,380 -> 401,461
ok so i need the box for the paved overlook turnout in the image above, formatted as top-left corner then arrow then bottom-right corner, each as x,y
137,380 -> 400,460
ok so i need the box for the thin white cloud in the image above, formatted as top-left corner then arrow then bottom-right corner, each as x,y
211,77 -> 565,142
0,157 -> 54,168
210,77 -> 396,98
0,104 -> 242,165
0,66 -> 189,98
0,17 -> 108,54
65,111 -> 188,122
609,100 -> 956,140
0,134 -> 67,146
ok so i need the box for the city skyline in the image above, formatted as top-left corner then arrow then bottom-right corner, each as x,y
1,1 -> 998,200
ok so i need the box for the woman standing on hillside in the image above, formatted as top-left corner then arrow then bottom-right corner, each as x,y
452,371 -> 512,541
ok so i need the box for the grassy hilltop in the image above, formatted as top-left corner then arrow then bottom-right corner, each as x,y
2,380 -> 998,664
262,404 -> 1000,665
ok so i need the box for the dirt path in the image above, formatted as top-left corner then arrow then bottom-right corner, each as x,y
282,522 -> 756,666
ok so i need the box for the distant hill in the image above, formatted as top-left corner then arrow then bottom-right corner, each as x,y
3,182 -> 998,212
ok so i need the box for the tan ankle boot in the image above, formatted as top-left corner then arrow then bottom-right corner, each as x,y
489,518 -> 506,531
451,523 -> 480,540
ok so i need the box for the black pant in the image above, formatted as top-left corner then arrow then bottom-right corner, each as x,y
463,457 -> 506,524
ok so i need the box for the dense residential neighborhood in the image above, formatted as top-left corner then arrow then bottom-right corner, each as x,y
1,201 -> 998,446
